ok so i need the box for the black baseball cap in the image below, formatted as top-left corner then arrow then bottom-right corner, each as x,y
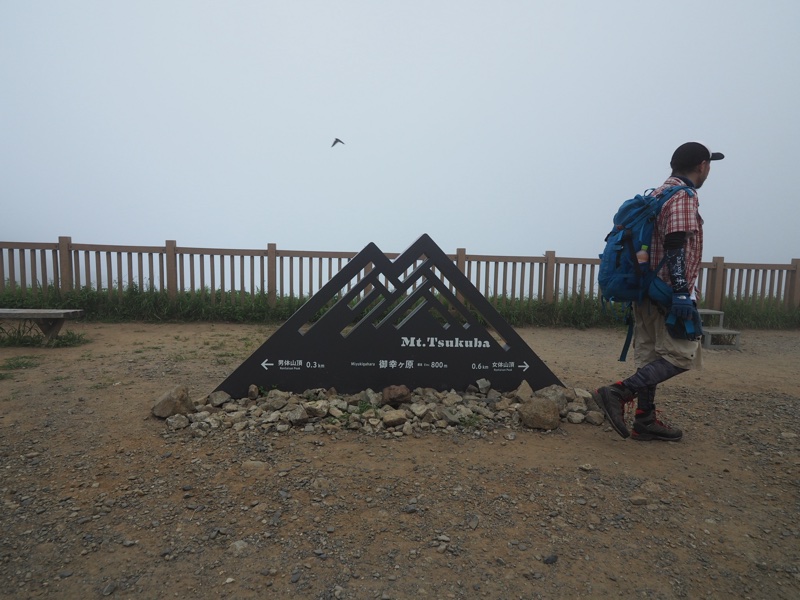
670,142 -> 725,170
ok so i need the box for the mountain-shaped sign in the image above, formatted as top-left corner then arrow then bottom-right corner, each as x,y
214,234 -> 562,397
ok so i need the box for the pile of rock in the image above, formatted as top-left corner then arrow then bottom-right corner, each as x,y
152,380 -> 608,438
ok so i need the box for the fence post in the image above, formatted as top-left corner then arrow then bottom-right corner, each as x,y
456,247 -> 466,273
165,240 -> 178,300
267,243 -> 277,307
456,247 -> 466,303
58,236 -> 73,292
543,251 -> 556,303
788,258 -> 800,308
705,256 -> 725,310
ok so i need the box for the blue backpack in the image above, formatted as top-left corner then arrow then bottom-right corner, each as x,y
598,185 -> 695,359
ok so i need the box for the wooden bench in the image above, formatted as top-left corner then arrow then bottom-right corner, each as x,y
697,309 -> 741,350
0,309 -> 84,344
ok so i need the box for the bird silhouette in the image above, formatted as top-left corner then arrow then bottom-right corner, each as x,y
331,138 -> 344,147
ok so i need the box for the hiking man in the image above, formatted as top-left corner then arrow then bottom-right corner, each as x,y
594,142 -> 725,441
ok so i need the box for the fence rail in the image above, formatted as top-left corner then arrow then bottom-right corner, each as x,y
1,237 -> 799,310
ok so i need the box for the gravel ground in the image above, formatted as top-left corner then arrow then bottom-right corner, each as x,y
1,322 -> 798,599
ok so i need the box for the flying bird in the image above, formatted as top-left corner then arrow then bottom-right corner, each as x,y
331,138 -> 344,147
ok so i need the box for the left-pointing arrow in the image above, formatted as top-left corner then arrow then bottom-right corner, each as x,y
261,359 -> 274,370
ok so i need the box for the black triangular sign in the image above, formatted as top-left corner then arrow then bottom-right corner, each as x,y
214,234 -> 562,397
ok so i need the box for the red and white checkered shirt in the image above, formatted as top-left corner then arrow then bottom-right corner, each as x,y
649,176 -> 704,296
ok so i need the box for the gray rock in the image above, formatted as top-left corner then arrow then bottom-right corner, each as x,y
565,401 -> 587,414
382,409 -> 407,428
329,397 -> 349,411
454,405 -> 475,422
208,390 -> 231,408
152,385 -> 194,418
282,405 -> 309,425
438,407 -> 462,426
188,410 -> 210,422
441,391 -> 462,407
229,540 -> 251,557
470,403 -> 494,419
585,410 -> 605,426
409,402 -> 430,418
102,582 -> 117,596
161,379 -> 616,438
511,380 -> 535,402
242,460 -> 269,472
382,384 -> 412,407
303,388 -> 328,401
363,388 -> 382,406
165,414 -> 190,430
304,400 -> 330,418
535,384 -> 575,413
262,395 -> 289,411
566,412 -> 585,424
518,397 -> 560,431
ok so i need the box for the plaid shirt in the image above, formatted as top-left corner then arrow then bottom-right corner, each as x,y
649,176 -> 704,296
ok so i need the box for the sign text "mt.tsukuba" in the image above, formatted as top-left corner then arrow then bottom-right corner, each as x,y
400,336 -> 492,349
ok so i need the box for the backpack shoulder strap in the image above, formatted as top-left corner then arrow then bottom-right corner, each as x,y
619,305 -> 634,362
645,185 -> 695,226
656,185 -> 695,205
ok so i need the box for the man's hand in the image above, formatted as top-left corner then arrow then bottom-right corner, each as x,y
671,293 -> 694,320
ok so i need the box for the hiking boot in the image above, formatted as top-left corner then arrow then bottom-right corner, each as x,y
593,383 -> 633,439
632,409 -> 683,442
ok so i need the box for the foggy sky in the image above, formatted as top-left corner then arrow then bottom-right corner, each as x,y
2,1 -> 798,264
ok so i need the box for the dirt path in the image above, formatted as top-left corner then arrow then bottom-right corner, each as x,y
1,323 -> 798,599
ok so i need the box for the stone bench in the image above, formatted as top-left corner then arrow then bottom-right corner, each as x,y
0,309 -> 84,343
697,309 -> 741,350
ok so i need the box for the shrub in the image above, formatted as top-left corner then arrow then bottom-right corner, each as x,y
0,286 -> 797,329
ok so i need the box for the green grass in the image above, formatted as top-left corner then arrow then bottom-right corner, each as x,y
715,297 -> 800,329
50,331 -> 90,347
1,355 -> 41,370
0,319 -> 90,348
0,284 -> 305,323
459,413 -> 483,429
1,285 -> 797,330
167,351 -> 198,361
489,296 -> 622,329
0,329 -> 89,348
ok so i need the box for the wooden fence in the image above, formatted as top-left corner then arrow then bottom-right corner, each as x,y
1,236 -> 799,310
